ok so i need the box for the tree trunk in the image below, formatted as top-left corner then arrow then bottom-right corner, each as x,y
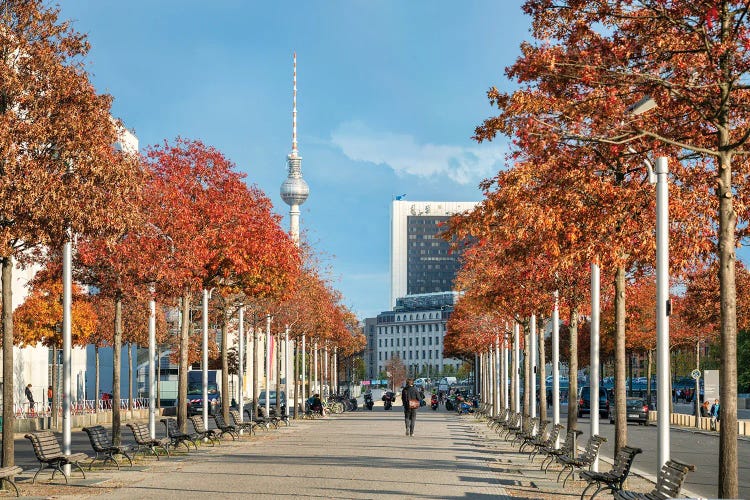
717,153 -> 740,485
646,349 -> 653,407
156,347 -> 161,410
221,310 -> 229,422
614,265 -> 627,454
293,339 -> 299,419
567,303 -> 579,433
252,325 -> 259,420
52,345 -> 58,429
538,316 -> 547,423
112,296 -> 123,446
95,345 -> 100,414
510,331 -> 517,413
523,324 -> 530,417
2,256 -> 14,467
127,342 -> 133,411
177,292 -> 191,432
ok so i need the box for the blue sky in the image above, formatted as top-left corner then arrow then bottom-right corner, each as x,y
57,1 -> 531,319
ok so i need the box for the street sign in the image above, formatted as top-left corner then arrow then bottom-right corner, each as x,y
691,369 -> 701,380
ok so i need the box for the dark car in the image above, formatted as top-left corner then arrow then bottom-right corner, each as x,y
577,386 -> 610,418
609,397 -> 649,425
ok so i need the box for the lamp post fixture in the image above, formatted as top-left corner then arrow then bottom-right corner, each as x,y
552,290 -> 560,448
628,96 -> 671,470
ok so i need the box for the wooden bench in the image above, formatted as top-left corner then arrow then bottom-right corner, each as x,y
0,466 -> 23,497
502,412 -> 523,440
24,431 -> 88,483
614,458 -> 695,500
528,423 -> 563,462
579,445 -> 642,499
229,409 -> 257,436
519,419 -> 547,452
212,413 -> 239,440
189,415 -> 221,445
510,416 -> 535,446
488,408 -> 510,431
556,434 -> 608,487
126,422 -> 170,460
540,428 -> 582,472
82,425 -> 133,470
160,418 -> 198,451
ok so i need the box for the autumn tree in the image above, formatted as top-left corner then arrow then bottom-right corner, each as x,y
0,1 -> 141,465
483,2 -> 750,494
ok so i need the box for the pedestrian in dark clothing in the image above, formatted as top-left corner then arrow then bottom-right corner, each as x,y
25,384 -> 34,411
401,379 -> 421,436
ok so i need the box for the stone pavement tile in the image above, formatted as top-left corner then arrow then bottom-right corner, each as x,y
40,410 -> 520,499
462,416 -> 657,499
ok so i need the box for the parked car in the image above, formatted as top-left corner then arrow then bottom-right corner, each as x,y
610,397 -> 649,425
414,378 -> 431,387
258,390 -> 286,411
577,386 -> 610,418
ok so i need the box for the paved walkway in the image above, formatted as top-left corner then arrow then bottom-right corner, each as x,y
11,407 -> 664,499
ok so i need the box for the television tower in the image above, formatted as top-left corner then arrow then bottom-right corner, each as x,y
280,52 -> 309,245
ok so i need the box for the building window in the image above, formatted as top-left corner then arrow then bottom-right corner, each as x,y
415,351 -> 419,360
409,351 -> 413,360
378,339 -> 381,347
429,350 -> 432,359
428,337 -> 432,346
409,338 -> 412,346
397,338 -> 400,347
379,352 -> 382,361
435,336 -> 439,344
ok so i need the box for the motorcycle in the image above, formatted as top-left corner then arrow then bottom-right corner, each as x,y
382,391 -> 395,411
364,393 -> 374,411
430,395 -> 438,411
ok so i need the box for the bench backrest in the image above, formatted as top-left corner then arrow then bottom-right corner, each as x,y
651,459 -> 695,498
213,412 -> 230,429
127,422 -> 151,444
546,424 -> 563,445
536,420 -> 550,440
229,409 -> 244,426
610,445 -> 643,478
161,418 -> 183,438
189,415 -> 207,433
83,425 -> 112,452
579,435 -> 607,464
24,431 -> 63,461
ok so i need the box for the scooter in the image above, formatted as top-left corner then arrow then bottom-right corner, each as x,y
382,391 -> 395,410
430,395 -> 439,411
364,393 -> 374,411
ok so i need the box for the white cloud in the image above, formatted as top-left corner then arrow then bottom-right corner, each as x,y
330,121 -> 504,185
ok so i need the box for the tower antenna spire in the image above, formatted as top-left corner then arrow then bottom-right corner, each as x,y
292,51 -> 297,154
280,51 -> 308,245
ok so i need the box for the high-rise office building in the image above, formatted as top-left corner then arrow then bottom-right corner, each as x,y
390,200 -> 478,307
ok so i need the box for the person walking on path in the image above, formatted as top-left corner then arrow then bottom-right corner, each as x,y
25,384 -> 35,412
401,378 -> 421,436
710,398 -> 720,430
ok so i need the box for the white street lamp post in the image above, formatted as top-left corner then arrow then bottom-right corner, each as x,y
263,315 -> 273,418
202,289 -> 210,433
301,334 -> 306,405
285,326 -> 290,419
62,228 -> 72,472
513,322 -> 521,413
148,283 -> 156,438
552,290 -> 560,447
655,156 -> 670,469
590,262 -> 601,472
238,305 -> 245,429
530,314 -> 537,419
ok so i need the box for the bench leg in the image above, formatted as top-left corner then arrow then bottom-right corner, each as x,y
561,466 -> 575,488
580,481 -> 597,500
1,477 -> 19,497
590,484 -> 613,500
70,461 -> 86,479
